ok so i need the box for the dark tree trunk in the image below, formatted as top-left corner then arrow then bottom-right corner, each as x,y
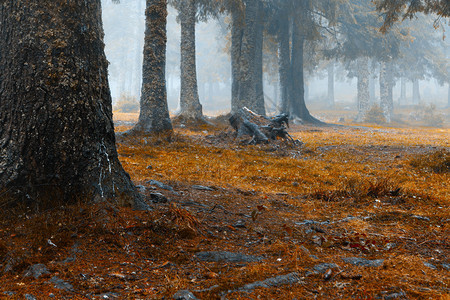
179,0 -> 203,120
231,9 -> 244,113
235,0 -> 257,113
277,14 -> 291,115
253,0 -> 265,115
134,0 -> 172,133
0,0 -> 143,208
327,62 -> 335,108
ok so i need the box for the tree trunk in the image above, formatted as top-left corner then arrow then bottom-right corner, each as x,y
412,79 -> 421,104
0,0 -> 143,208
369,71 -> 376,105
356,57 -> 370,122
399,77 -> 406,105
134,0 -> 172,133
231,9 -> 244,113
235,0 -> 258,113
179,0 -> 203,120
277,14 -> 291,115
379,61 -> 391,122
448,84 -> 450,108
327,62 -> 335,108
253,1 -> 265,115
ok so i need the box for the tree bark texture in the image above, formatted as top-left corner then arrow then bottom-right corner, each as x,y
253,0 -> 265,116
231,9 -> 244,113
290,22 -> 309,120
399,78 -> 406,105
356,57 -> 370,122
134,0 -> 172,133
277,14 -> 291,115
327,63 -> 335,108
179,0 -> 203,120
0,0 -> 142,208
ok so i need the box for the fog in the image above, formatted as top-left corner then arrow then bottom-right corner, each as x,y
101,0 -> 449,117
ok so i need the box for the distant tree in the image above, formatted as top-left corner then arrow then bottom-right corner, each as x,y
0,0 -> 144,208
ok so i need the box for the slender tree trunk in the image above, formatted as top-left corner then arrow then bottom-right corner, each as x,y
356,57 -> 370,122
327,62 -> 335,108
399,77 -> 406,105
134,0 -> 172,133
369,72 -> 376,105
179,0 -> 203,120
379,61 -> 391,122
253,0 -> 265,115
0,0 -> 143,208
277,14 -> 290,115
412,79 -> 421,104
448,83 -> 450,108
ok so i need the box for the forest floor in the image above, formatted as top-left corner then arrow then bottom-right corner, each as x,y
0,111 -> 449,299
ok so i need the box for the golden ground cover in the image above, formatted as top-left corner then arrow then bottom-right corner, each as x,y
0,115 -> 448,299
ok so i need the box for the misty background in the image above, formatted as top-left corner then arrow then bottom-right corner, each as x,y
101,0 -> 449,117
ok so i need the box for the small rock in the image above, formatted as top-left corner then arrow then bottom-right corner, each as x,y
136,185 -> 146,193
24,264 -> 50,279
146,165 -> 153,169
173,290 -> 198,300
50,276 -> 74,292
412,215 -> 430,221
381,291 -> 406,299
237,272 -> 302,292
150,192 -> 169,203
196,251 -> 262,263
3,292 -> 15,296
191,185 -> 214,191
423,262 -> 437,270
312,263 -> 340,274
233,220 -> 246,228
341,257 -> 384,267
441,262 -> 450,270
147,180 -> 175,192
25,294 -> 37,300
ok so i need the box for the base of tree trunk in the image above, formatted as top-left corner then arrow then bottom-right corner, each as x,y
172,114 -> 215,129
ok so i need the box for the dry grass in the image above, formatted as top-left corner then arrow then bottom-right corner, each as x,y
0,117 -> 448,299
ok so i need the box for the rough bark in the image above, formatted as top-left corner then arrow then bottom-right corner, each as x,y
412,79 -> 421,104
235,0 -> 258,113
277,15 -> 291,115
253,0 -> 265,116
0,0 -> 143,208
327,63 -> 335,108
133,0 -> 172,133
231,9 -> 244,113
179,0 -> 203,120
356,57 -> 370,122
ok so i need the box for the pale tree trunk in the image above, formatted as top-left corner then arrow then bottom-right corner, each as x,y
448,84 -> 450,107
277,14 -> 290,115
412,79 -> 421,104
327,62 -> 335,108
399,77 -> 407,105
379,61 -> 391,122
253,0 -> 265,115
134,0 -> 172,133
369,72 -> 376,105
0,0 -> 144,208
356,57 -> 370,122
179,0 -> 203,120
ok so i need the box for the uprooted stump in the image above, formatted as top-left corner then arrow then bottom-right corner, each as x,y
229,107 -> 299,145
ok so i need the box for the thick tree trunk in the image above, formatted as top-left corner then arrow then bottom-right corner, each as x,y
133,0 -> 172,133
179,0 -> 203,120
412,79 -> 421,104
235,0 -> 258,113
356,57 -> 370,122
231,9 -> 244,113
254,1 -> 265,115
327,62 -> 335,108
0,0 -> 143,208
277,15 -> 291,115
